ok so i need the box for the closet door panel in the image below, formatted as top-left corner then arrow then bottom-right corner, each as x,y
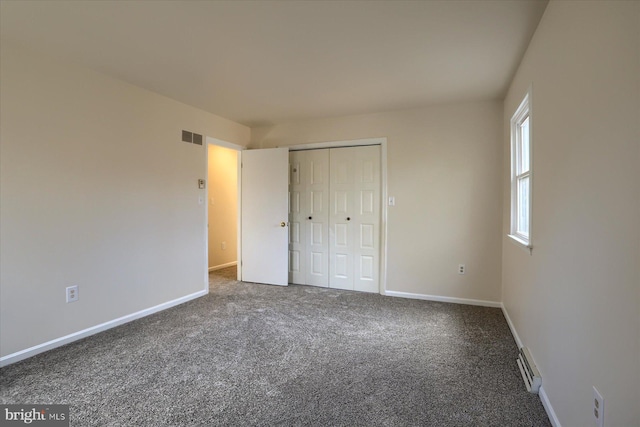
291,145 -> 379,292
353,145 -> 381,293
329,148 -> 356,290
304,150 -> 330,287
289,150 -> 329,287
288,152 -> 306,284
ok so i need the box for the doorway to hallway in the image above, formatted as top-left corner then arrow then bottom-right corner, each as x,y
207,141 -> 240,275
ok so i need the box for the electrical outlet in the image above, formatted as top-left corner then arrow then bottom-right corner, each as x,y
66,285 -> 79,303
593,387 -> 604,427
221,241 -> 226,250
458,264 -> 466,274
388,196 -> 395,206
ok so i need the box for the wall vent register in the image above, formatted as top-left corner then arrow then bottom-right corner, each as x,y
182,130 -> 203,145
517,346 -> 541,394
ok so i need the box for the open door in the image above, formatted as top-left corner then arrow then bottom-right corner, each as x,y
240,147 -> 289,286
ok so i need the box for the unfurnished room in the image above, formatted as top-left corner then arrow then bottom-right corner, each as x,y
1,1 -> 638,426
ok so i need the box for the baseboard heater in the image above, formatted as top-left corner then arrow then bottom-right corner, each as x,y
517,346 -> 541,394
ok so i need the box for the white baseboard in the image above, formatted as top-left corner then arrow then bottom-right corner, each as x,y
501,304 -> 561,427
383,290 -> 501,308
500,303 -> 523,348
539,386 -> 562,427
0,290 -> 207,367
208,261 -> 237,272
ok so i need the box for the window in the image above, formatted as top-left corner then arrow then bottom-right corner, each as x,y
510,90 -> 532,248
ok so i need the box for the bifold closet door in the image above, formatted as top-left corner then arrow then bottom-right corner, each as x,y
329,145 -> 380,293
289,150 -> 330,287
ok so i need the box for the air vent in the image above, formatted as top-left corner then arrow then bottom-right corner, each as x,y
517,346 -> 542,394
182,130 -> 193,143
182,130 -> 203,146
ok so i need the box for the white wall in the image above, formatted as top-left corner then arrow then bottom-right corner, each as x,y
252,101 -> 504,303
0,43 -> 250,360
501,2 -> 640,426
207,145 -> 238,269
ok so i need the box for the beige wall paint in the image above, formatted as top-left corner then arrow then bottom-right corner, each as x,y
252,101 -> 504,303
0,43 -> 249,358
502,2 -> 639,426
207,145 -> 238,269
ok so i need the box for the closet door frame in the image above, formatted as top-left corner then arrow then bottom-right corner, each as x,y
288,138 -> 388,295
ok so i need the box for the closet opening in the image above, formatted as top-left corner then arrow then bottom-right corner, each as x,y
288,141 -> 386,293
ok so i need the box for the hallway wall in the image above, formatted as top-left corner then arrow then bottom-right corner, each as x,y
208,145 -> 238,270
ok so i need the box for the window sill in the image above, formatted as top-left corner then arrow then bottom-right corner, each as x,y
508,234 -> 533,254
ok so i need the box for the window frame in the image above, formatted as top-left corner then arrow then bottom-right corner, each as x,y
509,88 -> 533,251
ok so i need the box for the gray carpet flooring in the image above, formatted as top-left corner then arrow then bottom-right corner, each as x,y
1,267 -> 551,426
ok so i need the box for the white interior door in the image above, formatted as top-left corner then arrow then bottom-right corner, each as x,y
303,150 -> 330,287
305,150 -> 329,287
329,146 -> 380,292
329,148 -> 355,290
241,147 -> 289,286
351,146 -> 380,293
289,152 -> 306,284
289,150 -> 330,287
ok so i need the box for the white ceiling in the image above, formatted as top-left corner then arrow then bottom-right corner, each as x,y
1,0 -> 548,127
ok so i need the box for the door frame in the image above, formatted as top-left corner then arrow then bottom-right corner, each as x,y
205,136 -> 245,286
205,136 -> 388,295
288,137 -> 388,295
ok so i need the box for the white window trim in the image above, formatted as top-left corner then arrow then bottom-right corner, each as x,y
509,87 -> 533,253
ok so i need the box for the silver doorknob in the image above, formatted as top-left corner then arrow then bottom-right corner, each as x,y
280,222 -> 287,227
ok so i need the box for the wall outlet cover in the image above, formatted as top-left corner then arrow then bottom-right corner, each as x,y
66,285 -> 79,303
593,386 -> 604,427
